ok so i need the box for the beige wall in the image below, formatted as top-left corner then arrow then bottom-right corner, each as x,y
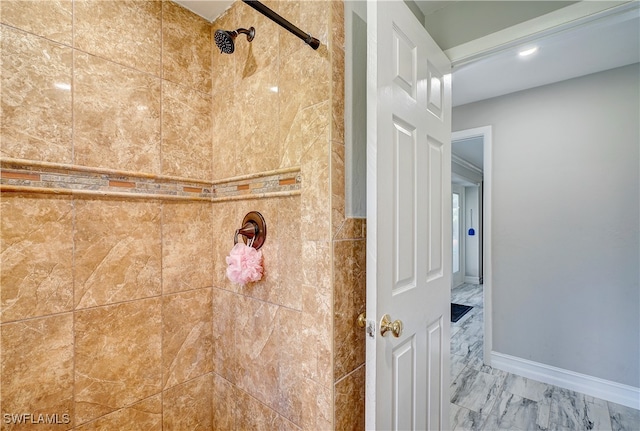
1,0 -> 364,429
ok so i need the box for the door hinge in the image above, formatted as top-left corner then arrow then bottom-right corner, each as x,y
366,320 -> 376,338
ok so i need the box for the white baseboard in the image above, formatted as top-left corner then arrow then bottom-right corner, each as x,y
491,351 -> 640,409
464,276 -> 480,284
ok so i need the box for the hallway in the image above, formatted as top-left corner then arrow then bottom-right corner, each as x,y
450,283 -> 640,430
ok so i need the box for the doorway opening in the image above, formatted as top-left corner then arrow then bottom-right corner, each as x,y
450,126 -> 492,366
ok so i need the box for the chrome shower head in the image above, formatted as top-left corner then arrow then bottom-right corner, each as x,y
214,27 -> 255,54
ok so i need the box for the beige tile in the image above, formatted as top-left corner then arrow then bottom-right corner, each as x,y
331,140 -> 346,236
163,288 -> 213,388
212,373 -> 236,430
0,26 -> 72,163
211,7 -> 238,93
162,202 -> 213,294
273,0 -> 301,59
162,0 -> 212,94
214,287 -> 296,413
74,199 -> 161,309
235,200 -> 279,303
335,217 -> 367,240
278,297 -> 333,426
277,416 -> 302,431
331,47 -> 346,144
0,194 -> 73,322
280,98 -> 330,168
279,48 -> 330,161
234,0 -> 280,76
74,298 -> 162,425
273,197 -> 303,310
161,80 -> 212,179
74,0 -> 161,76
228,199 -> 302,309
233,295 -> 280,408
237,62 -> 281,174
211,85 -> 239,179
300,240 -> 331,291
235,387 -> 288,431
211,202 -> 241,292
300,116 -> 331,242
73,52 -> 161,173
163,374 -> 212,430
74,395 -> 162,431
333,239 -> 366,380
331,0 -> 345,52
300,248 -> 332,389
278,306 -> 319,386
301,282 -> 333,388
278,372 -> 332,430
0,0 -> 72,45
211,288 -> 239,382
300,0 -> 330,49
335,365 -> 365,431
0,314 -> 74,429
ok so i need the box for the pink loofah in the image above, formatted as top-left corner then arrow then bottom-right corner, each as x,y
225,242 -> 264,285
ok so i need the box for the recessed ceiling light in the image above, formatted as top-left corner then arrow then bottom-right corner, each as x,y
518,47 -> 538,57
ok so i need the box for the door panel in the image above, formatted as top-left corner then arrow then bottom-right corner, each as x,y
392,23 -> 417,100
428,137 -> 445,282
427,317 -> 444,430
392,336 -> 416,430
394,118 -> 417,292
366,0 -> 452,430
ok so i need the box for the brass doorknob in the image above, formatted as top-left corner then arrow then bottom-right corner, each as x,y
380,314 -> 403,338
357,312 -> 367,328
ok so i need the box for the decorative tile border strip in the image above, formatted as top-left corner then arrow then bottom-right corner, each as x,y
0,158 -> 301,202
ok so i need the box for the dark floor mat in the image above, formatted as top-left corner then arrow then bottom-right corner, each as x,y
451,303 -> 473,323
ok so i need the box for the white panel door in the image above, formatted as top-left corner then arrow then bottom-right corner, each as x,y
366,1 -> 452,430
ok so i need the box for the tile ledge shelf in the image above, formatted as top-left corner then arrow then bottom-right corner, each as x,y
0,157 -> 301,202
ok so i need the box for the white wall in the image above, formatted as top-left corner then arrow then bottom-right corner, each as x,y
464,186 -> 480,283
453,63 -> 640,388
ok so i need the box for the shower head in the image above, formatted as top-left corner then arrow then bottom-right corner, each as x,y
214,27 -> 255,54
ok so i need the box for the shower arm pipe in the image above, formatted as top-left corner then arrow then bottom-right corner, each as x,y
241,0 -> 320,50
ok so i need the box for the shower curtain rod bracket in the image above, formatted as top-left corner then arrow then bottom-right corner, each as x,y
241,0 -> 320,50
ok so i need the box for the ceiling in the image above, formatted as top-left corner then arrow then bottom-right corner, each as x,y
451,7 -> 640,106
174,0 -> 232,22
452,137 -> 484,172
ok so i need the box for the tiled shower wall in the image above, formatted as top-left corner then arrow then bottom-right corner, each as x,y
1,0 -> 363,429
209,1 -> 365,429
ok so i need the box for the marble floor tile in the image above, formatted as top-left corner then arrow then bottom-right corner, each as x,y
502,374 -> 554,404
451,366 -> 504,415
451,403 -> 486,431
483,391 -> 549,430
449,283 -> 640,431
549,388 -> 612,431
451,327 -> 483,361
451,354 -> 468,382
452,283 -> 484,307
608,401 -> 640,431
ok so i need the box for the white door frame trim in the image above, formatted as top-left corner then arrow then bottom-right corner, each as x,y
451,125 -> 492,365
452,184 -> 465,288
